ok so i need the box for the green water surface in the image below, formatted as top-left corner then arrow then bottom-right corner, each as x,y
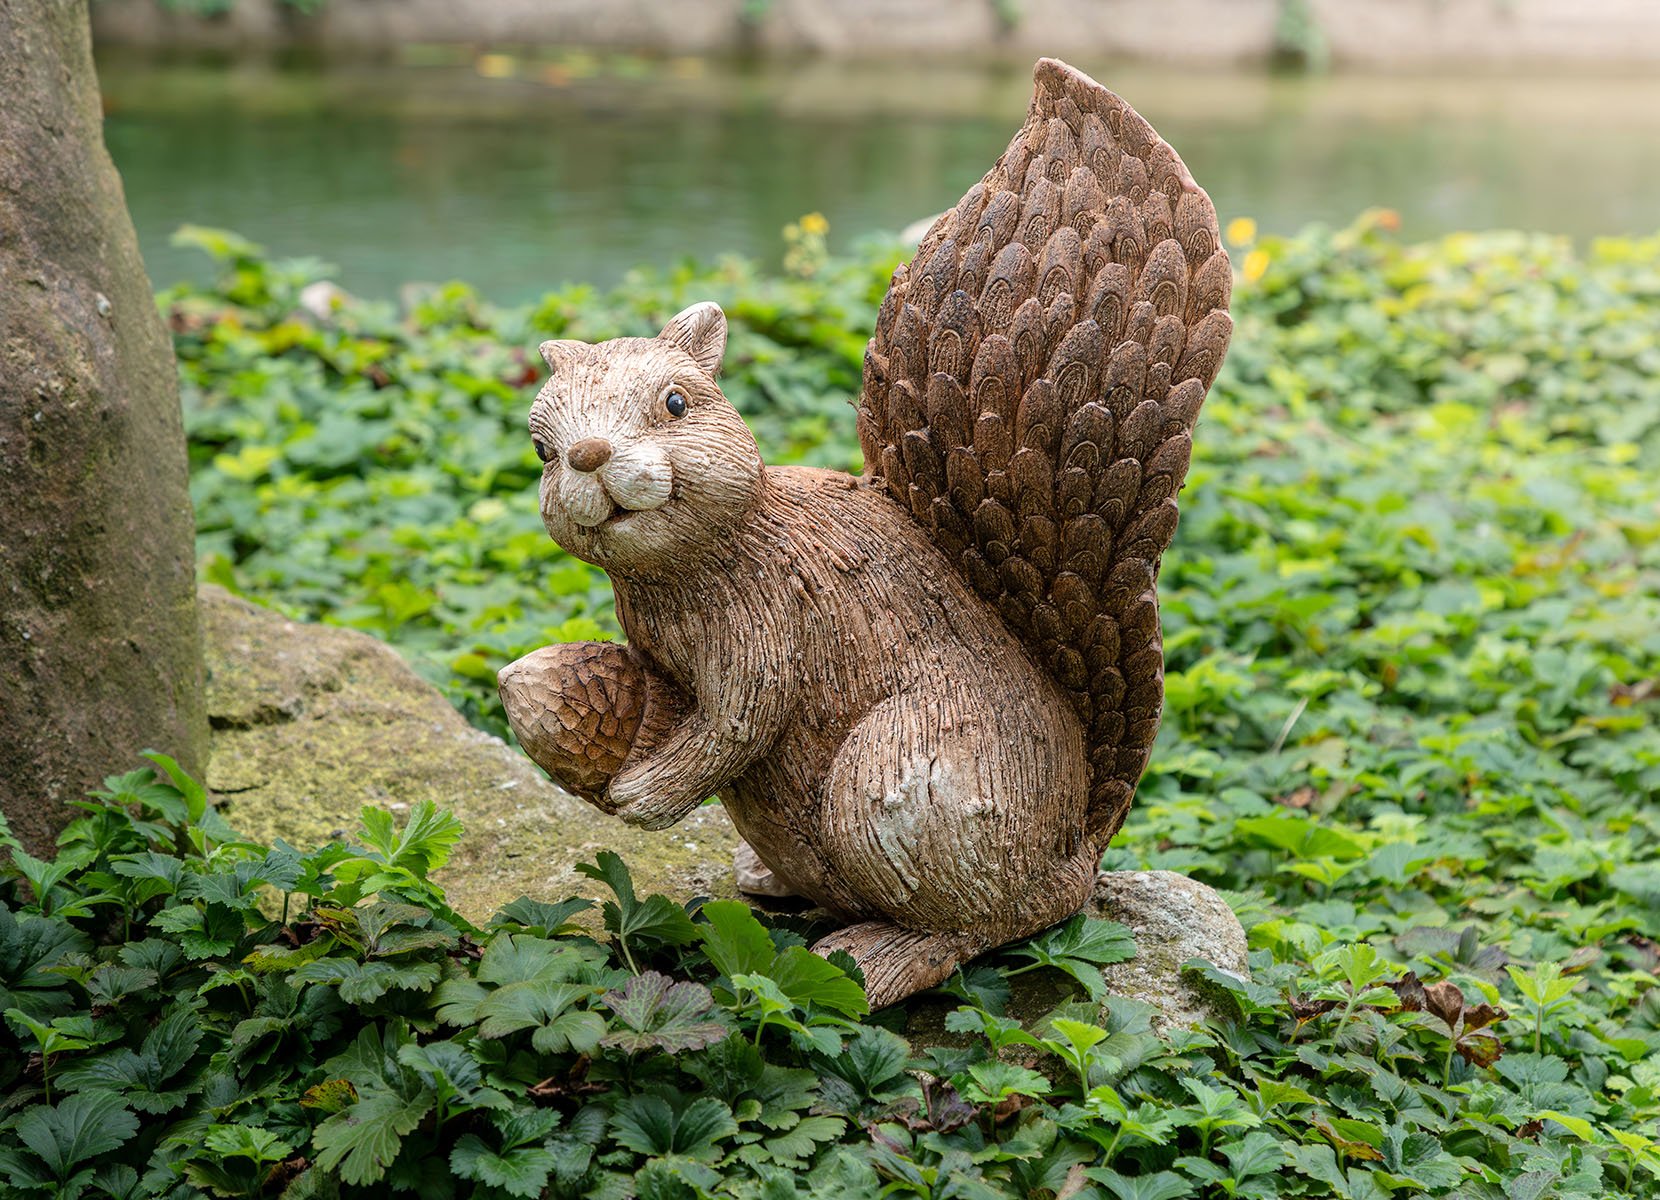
99,50 -> 1660,300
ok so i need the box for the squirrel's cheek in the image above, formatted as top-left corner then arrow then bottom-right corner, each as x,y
558,474 -> 615,528
604,455 -> 674,512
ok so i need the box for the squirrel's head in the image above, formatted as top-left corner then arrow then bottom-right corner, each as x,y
528,302 -> 763,575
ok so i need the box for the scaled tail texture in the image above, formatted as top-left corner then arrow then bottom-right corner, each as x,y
857,58 -> 1233,842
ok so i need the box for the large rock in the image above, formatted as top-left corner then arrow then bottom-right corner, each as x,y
1089,870 -> 1250,1032
0,0 -> 206,854
200,586 -> 739,918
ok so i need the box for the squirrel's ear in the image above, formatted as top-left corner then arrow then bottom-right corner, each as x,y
658,302 -> 727,377
538,339 -> 583,372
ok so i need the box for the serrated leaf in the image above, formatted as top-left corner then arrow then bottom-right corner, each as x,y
489,895 -> 594,936
820,1026 -> 911,1104
144,751 -> 209,822
750,1063 -> 820,1129
478,934 -> 598,987
312,1091 -> 433,1186
150,904 -> 243,960
1083,1168 -> 1193,1200
450,1134 -> 555,1198
1220,1130 -> 1286,1179
202,1123 -> 294,1162
958,1060 -> 1051,1103
758,1114 -> 845,1168
576,852 -> 699,961
301,1078 -> 359,1113
935,963 -> 1012,1015
609,1094 -> 738,1162
683,1034 -> 766,1100
356,801 -> 463,880
11,1092 -> 138,1178
601,970 -> 728,1053
475,979 -> 604,1053
289,958 -> 440,1004
1004,915 -> 1136,1000
58,1005 -> 203,1113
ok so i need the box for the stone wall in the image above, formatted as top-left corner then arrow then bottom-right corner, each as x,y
91,0 -> 1660,66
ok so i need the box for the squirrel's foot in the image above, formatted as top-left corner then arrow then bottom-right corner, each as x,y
812,921 -> 986,1010
733,840 -> 798,899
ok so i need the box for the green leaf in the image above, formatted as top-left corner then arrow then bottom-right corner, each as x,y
312,1090 -> 433,1186
819,1027 -> 911,1103
1004,915 -> 1136,1000
489,895 -> 595,936
957,1060 -> 1051,1104
301,1078 -> 359,1113
289,958 -> 441,1004
609,1093 -> 739,1162
202,1123 -> 295,1163
576,851 -> 699,964
357,801 -> 463,880
475,979 -> 605,1053
58,1005 -> 203,1113
143,752 -> 210,821
700,900 -> 777,981
7,846 -> 80,910
11,1092 -> 138,1180
451,1134 -> 556,1198
755,1114 -> 846,1169
1219,1130 -> 1287,1179
1236,813 -> 1367,861
1083,1169 -> 1194,1200
767,946 -> 868,1017
149,903 -> 244,960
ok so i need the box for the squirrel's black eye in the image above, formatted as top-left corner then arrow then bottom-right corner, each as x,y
532,437 -> 550,463
664,390 -> 688,418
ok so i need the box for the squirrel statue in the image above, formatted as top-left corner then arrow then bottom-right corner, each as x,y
498,58 -> 1232,1008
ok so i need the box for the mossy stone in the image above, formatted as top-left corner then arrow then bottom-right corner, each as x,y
200,585 -> 739,919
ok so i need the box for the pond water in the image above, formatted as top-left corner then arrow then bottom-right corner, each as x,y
99,50 -> 1660,301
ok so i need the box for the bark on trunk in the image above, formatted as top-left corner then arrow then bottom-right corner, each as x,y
0,0 -> 206,851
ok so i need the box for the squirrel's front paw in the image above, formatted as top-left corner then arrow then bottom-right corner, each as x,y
605,773 -> 693,831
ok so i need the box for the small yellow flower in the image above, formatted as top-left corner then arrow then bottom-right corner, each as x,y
474,53 -> 516,79
799,212 -> 830,237
1226,216 -> 1257,248
1242,249 -> 1270,283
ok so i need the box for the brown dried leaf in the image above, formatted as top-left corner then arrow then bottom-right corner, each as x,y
1456,1029 -> 1505,1068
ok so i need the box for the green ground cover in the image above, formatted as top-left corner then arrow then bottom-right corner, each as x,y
3,215 -> 1659,1197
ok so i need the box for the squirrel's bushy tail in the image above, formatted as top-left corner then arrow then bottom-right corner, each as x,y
855,58 -> 1233,842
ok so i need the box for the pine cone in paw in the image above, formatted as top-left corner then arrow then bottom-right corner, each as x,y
497,643 -> 684,810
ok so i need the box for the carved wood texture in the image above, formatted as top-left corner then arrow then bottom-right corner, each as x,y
857,58 -> 1233,841
501,59 -> 1233,1007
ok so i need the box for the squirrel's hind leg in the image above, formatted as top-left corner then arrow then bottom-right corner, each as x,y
811,923 -> 986,1010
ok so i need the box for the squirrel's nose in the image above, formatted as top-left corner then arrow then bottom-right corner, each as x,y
566,437 -> 613,474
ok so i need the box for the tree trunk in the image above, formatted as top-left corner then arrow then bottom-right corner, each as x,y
0,0 -> 206,851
